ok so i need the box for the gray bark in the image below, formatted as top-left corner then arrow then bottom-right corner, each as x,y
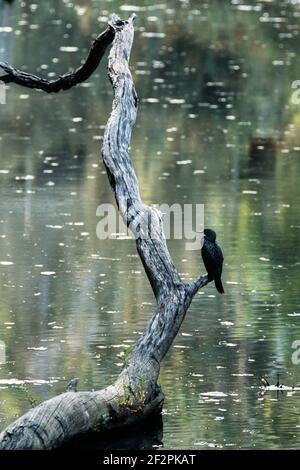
0,14 -> 209,450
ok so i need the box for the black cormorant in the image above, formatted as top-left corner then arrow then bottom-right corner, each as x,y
201,228 -> 224,294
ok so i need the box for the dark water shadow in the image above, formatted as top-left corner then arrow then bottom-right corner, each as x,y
243,136 -> 277,178
59,413 -> 163,451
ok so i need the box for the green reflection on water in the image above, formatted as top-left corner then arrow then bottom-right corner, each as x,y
0,0 -> 300,449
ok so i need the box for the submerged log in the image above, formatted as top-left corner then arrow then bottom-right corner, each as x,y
0,14 -> 210,450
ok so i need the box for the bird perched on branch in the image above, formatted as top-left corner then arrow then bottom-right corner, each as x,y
66,377 -> 79,392
261,376 -> 270,387
201,228 -> 224,294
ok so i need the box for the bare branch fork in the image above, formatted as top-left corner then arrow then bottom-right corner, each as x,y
0,14 -> 209,450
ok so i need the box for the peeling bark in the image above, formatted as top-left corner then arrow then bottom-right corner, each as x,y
0,14 -> 210,450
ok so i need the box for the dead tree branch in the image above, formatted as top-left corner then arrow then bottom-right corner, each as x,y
0,18 -> 124,92
0,14 -> 210,450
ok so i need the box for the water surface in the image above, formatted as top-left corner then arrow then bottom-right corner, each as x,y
0,0 -> 300,450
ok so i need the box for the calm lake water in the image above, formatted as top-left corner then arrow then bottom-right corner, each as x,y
1,0 -> 300,450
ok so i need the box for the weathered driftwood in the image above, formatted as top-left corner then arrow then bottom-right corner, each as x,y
0,14 -> 209,450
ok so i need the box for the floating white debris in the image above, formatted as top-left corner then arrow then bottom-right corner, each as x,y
219,341 -> 237,347
40,271 -> 56,276
59,46 -> 79,52
272,60 -> 285,66
201,391 -> 227,397
135,70 -> 150,75
141,32 -> 166,38
120,5 -> 147,11
0,27 -> 13,33
97,16 -> 109,22
27,347 -> 48,351
15,175 -> 35,181
74,5 -> 86,15
144,97 -> 159,103
260,385 -> 300,391
260,16 -> 286,24
237,4 -> 261,11
259,257 -> 269,262
242,190 -> 257,195
0,261 -> 14,266
194,441 -> 223,448
232,373 -> 254,377
176,160 -> 192,165
169,98 -> 185,104
0,379 -> 57,385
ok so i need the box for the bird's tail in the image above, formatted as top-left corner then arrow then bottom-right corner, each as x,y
215,277 -> 224,294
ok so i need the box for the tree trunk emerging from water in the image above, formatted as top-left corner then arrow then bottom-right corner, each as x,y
0,14 -> 209,450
